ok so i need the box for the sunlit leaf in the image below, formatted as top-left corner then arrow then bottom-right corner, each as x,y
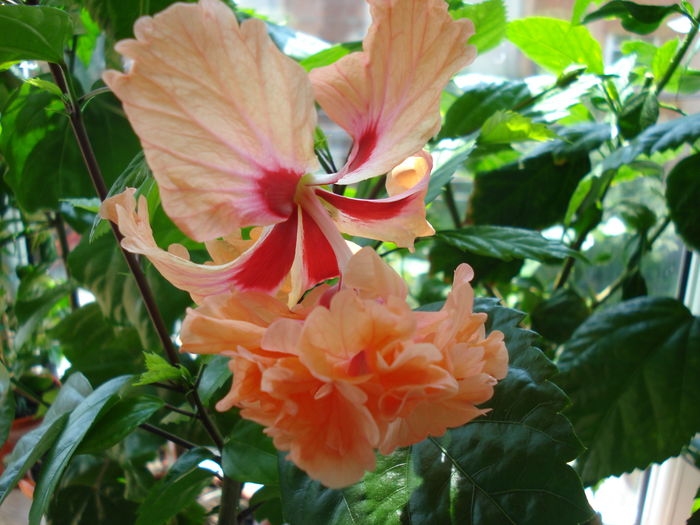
507,17 -> 604,75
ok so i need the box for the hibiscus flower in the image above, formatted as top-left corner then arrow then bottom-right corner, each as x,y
100,0 -> 475,305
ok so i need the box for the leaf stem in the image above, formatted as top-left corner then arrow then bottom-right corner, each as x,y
657,15 -> 699,93
443,183 -> 462,228
139,423 -> 197,450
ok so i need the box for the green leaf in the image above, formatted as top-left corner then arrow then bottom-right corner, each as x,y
52,304 -> 144,386
437,226 -> 580,262
78,395 -> 164,454
279,449 -> 419,525
223,419 -> 278,485
29,375 -> 132,525
134,352 -> 184,386
0,374 -> 92,506
479,110 -> 558,144
602,113 -> 700,172
68,233 -> 191,350
556,297 -> 700,486
583,1 -> 683,34
81,0 -> 193,40
652,38 -> 678,83
0,363 -> 15,448
440,80 -> 532,139
451,0 -> 507,53
48,482 -> 138,525
1,84 -> 140,212
617,88 -> 659,139
666,153 -> 700,251
426,139 -> 476,203
278,299 -> 593,524
14,283 -> 71,348
0,5 -> 72,63
507,17 -> 604,75
197,355 -> 232,405
531,289 -> 590,344
468,126 -> 606,229
299,41 -> 361,71
135,447 -> 215,525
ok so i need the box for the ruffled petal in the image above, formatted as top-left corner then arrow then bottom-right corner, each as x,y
315,154 -> 434,250
103,0 -> 317,242
310,0 -> 474,185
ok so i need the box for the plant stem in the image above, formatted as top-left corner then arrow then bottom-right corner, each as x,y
443,183 -> 462,228
52,212 -> 79,310
218,476 -> 242,525
657,16 -> 699,93
187,389 -> 224,449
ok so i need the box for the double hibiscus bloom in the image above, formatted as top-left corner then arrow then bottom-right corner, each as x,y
101,0 -> 508,487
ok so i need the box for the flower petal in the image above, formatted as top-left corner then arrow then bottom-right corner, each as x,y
103,0 -> 317,241
315,154 -> 434,250
100,189 -> 299,301
310,0 -> 475,185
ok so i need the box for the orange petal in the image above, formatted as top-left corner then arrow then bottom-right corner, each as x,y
342,247 -> 407,302
310,0 -> 475,185
104,0 -> 318,242
315,153 -> 434,251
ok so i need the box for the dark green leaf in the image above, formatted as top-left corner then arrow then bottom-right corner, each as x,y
78,395 -> 164,454
602,113 -> 700,172
468,148 -> 591,229
0,363 -> 15,448
0,374 -> 92,506
135,447 -> 215,525
426,139 -> 476,203
583,1 -> 683,34
666,153 -> 700,251
251,485 -> 284,525
68,233 -> 190,350
14,283 -> 71,348
556,297 -> 700,486
278,299 -> 593,524
0,6 -> 72,63
621,269 -> 648,300
279,449 -> 419,525
1,84 -> 140,212
451,0 -> 507,53
52,304 -> 144,385
198,355 -> 232,405
430,240 -> 524,285
223,419 -> 278,485
438,226 -> 580,262
29,375 -> 131,525
531,289 -> 590,344
507,17 -> 604,75
81,0 -> 193,40
440,80 -> 531,139
617,88 -> 659,139
48,482 -> 138,525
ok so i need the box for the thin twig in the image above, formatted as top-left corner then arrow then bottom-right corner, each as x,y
164,403 -> 201,419
52,213 -> 79,310
139,423 -> 196,450
657,16 -> 699,93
